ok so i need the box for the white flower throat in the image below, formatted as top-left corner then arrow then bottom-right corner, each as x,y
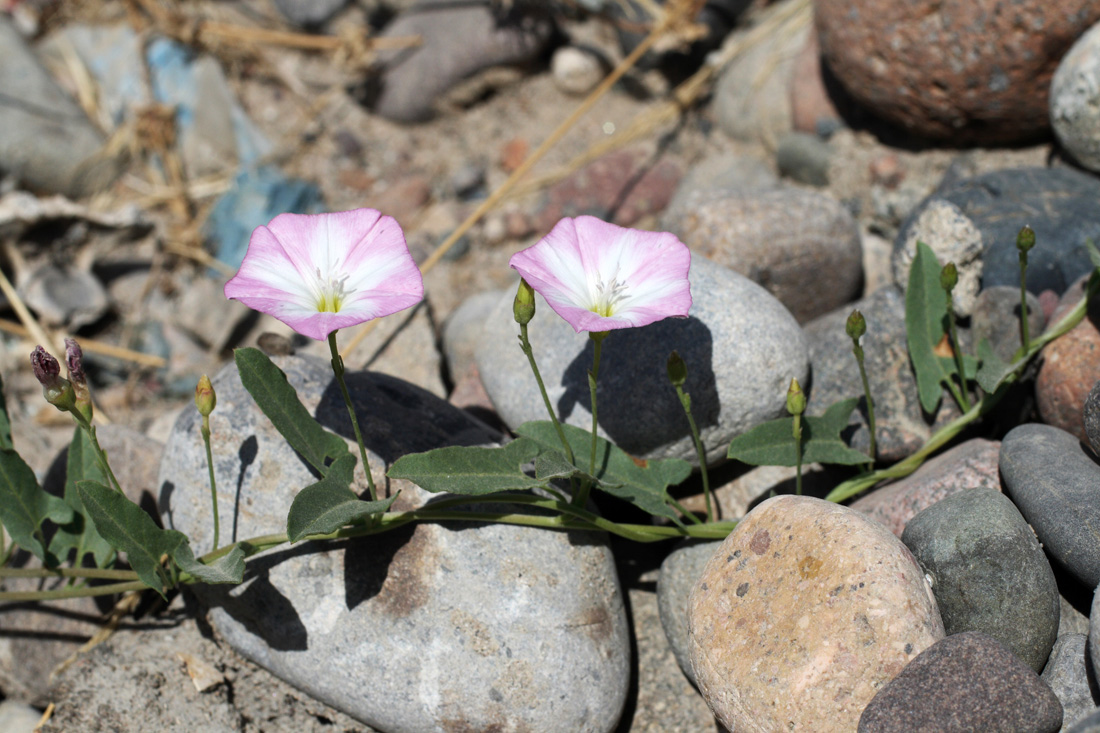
591,272 -> 629,317
312,267 -> 354,313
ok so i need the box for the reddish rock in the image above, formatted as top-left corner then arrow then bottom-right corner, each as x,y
366,175 -> 431,223
500,137 -> 528,173
869,153 -> 904,190
815,0 -> 1100,143
530,149 -> 683,232
789,33 -> 845,135
1036,275 -> 1100,441
851,438 -> 1001,537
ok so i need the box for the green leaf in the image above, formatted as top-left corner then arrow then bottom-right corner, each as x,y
726,398 -> 871,467
976,339 -> 1015,394
534,451 -> 579,481
514,421 -> 691,521
906,241 -> 954,414
386,439 -> 544,496
49,427 -> 115,568
1086,238 -> 1100,270
0,373 -> 12,452
172,542 -> 246,584
77,481 -> 181,596
287,454 -> 398,542
234,348 -> 347,475
0,448 -> 71,564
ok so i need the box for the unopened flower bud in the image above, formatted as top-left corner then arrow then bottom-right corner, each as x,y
195,375 -> 216,417
666,350 -> 687,387
31,346 -> 76,413
513,279 -> 535,325
845,310 -> 866,341
1017,225 -> 1036,253
786,377 -> 806,417
940,262 -> 958,292
64,338 -> 93,422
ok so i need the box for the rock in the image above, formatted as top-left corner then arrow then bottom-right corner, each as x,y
1037,277 -> 1100,441
713,20 -> 809,144
657,539 -> 721,685
41,609 -> 367,733
676,462 -> 837,522
1085,381 -> 1100,455
1000,423 -> 1100,588
775,132 -> 832,187
476,256 -> 810,465
1042,634 -> 1100,731
789,33 -> 848,136
662,186 -> 861,323
1061,595 -> 1092,638
0,701 -> 42,733
804,286 -> 962,462
688,495 -> 943,732
0,17 -> 118,197
971,286 -> 1046,364
158,355 -> 630,731
897,168 -> 1100,296
530,149 -> 684,231
901,488 -> 1060,672
816,0 -> 1100,143
551,45 -> 606,96
442,289 -> 506,383
448,161 -> 486,200
271,0 -> 346,28
1052,22 -> 1100,173
664,153 -> 778,219
17,263 -> 109,329
858,632 -> 1063,733
851,438 -> 1001,537
894,200 -> 983,316
1069,709 -> 1100,733
365,175 -> 432,225
370,1 -> 555,123
862,230 -> 895,297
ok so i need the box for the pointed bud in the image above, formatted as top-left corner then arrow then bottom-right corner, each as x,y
65,338 -> 93,422
195,375 -> 216,417
1016,225 -> 1036,253
513,279 -> 535,325
845,310 -> 866,341
31,346 -> 76,413
666,350 -> 687,387
786,377 -> 806,417
940,262 -> 958,292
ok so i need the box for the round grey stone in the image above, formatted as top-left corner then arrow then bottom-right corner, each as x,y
775,132 -> 832,187
476,255 -> 810,466
158,355 -> 630,732
1083,381 -> 1100,456
656,539 -> 721,685
894,200 -> 983,317
971,286 -> 1046,365
1041,634 -> 1100,731
901,488 -> 1060,672
1052,21 -> 1100,173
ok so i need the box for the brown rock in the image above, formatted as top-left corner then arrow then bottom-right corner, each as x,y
499,137 -> 528,173
815,0 -> 1100,143
789,33 -> 845,135
366,175 -> 431,223
851,438 -> 1001,537
1036,275 -> 1100,441
688,495 -> 944,732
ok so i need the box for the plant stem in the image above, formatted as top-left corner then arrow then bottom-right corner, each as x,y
793,413 -> 803,495
0,567 -> 138,581
1019,252 -> 1031,354
945,300 -> 971,411
852,342 -> 877,468
518,323 -> 574,465
575,333 -> 607,508
202,414 -> 219,552
71,413 -> 122,494
673,383 -> 712,522
327,332 -> 377,502
0,580 -> 146,602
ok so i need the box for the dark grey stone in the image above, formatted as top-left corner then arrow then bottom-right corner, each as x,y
1041,634 -> 1100,732
271,0 -> 346,28
158,355 -> 630,732
971,286 -> 1046,364
1000,423 -> 1100,588
901,488 -> 1060,672
1083,381 -> 1100,456
896,167 -> 1100,296
804,285 -> 962,462
776,132 -> 832,187
476,256 -> 810,465
1068,708 -> 1100,733
858,631 -> 1063,733
656,539 -> 721,685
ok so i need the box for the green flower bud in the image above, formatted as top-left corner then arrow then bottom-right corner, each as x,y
786,377 -> 806,417
513,279 -> 535,325
845,309 -> 866,341
1016,225 -> 1036,253
666,350 -> 687,387
940,262 -> 958,292
195,374 -> 216,417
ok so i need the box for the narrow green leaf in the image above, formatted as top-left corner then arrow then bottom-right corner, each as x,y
0,373 -> 12,452
514,421 -> 691,521
906,241 -> 953,414
77,481 -> 181,596
534,451 -> 579,481
386,439 -> 544,496
172,542 -> 246,584
976,339 -> 1015,394
234,348 -> 347,475
0,448 -> 71,564
287,454 -> 398,541
1086,238 -> 1100,270
49,427 -> 115,568
727,398 -> 871,467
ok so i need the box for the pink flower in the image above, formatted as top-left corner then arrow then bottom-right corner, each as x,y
509,216 -> 692,333
224,209 -> 423,341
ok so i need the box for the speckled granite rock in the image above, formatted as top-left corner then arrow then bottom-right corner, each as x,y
688,495 -> 943,732
1041,634 -> 1100,732
657,539 -> 721,684
1051,21 -> 1100,173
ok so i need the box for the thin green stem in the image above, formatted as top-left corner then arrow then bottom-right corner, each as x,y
575,333 -> 606,508
674,384 -> 712,522
71,413 -> 123,494
518,323 -> 574,465
793,414 -> 803,496
0,580 -> 146,602
0,566 -> 138,581
667,496 -> 704,525
202,416 -> 219,552
328,332 -> 377,502
853,344 -> 877,467
1019,252 -> 1031,354
945,302 -> 971,411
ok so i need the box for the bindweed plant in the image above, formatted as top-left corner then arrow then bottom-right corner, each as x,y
1,213 -> 1097,603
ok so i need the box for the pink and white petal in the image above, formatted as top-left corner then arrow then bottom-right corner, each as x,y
227,226 -> 318,303
512,219 -> 592,304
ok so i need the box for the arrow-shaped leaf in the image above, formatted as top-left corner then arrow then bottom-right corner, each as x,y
287,453 -> 398,541
0,448 -> 71,564
49,427 -> 115,568
727,398 -> 870,466
172,541 -> 246,584
386,439 -> 543,496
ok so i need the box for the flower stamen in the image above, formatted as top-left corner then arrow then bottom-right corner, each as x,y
592,274 -> 629,317
313,267 -> 354,313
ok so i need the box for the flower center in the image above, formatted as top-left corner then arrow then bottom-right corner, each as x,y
591,274 -> 628,317
314,268 -> 353,313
